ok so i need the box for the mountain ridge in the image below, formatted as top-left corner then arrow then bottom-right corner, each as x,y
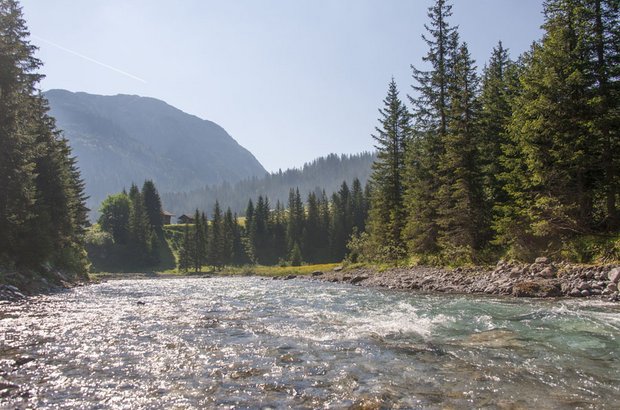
44,89 -> 267,213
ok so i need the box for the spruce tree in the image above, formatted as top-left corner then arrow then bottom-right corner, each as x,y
0,0 -> 88,273
495,0 -> 618,257
404,0 -> 459,255
303,192 -> 321,263
367,79 -> 410,260
208,202 -> 224,268
436,42 -> 486,257
286,188 -> 304,254
142,180 -> 163,232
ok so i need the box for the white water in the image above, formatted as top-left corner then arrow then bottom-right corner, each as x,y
1,277 -> 619,408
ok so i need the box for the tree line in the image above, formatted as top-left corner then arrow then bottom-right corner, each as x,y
94,180 -> 165,267
0,0 -> 89,275
162,152 -> 375,217
177,179 -> 370,270
364,0 -> 619,264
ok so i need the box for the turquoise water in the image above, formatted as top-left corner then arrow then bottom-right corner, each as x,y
1,277 -> 619,408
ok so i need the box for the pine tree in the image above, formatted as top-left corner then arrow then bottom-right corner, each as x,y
317,190 -> 332,262
351,178 -> 367,234
495,0 -> 618,257
303,192 -> 321,263
479,42 -> 517,210
367,79 -> 410,260
331,182 -> 353,260
436,42 -> 486,257
208,201 -> 224,268
286,188 -> 304,254
142,180 -> 163,232
222,208 -> 236,266
191,209 -> 206,271
0,0 -> 88,273
404,0 -> 459,255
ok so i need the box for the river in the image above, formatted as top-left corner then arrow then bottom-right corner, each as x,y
1,277 -> 619,409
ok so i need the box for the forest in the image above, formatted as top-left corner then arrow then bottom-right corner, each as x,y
362,0 -> 619,264
0,0 -> 89,280
1,0 -> 618,280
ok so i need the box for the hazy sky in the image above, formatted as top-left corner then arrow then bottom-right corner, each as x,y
21,0 -> 544,172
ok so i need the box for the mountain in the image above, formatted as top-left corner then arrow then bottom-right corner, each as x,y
44,89 -> 266,213
162,152 -> 376,217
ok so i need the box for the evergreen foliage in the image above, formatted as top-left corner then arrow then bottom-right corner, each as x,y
0,0 -> 88,274
367,80 -> 411,260
403,0 -> 459,255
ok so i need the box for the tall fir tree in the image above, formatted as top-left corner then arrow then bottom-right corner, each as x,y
142,180 -> 163,232
436,42 -> 486,257
367,79 -> 411,260
0,0 -> 88,273
404,0 -> 459,255
495,0 -> 619,258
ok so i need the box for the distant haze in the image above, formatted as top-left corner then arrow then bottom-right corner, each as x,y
21,0 -> 544,172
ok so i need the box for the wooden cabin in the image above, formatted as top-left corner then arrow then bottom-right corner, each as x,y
177,214 -> 195,224
162,211 -> 175,225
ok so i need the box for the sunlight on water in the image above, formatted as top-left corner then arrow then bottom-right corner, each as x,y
1,277 -> 619,408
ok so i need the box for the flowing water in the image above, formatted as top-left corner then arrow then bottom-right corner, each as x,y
1,277 -> 619,409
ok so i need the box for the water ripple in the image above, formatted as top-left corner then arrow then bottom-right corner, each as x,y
1,277 -> 619,408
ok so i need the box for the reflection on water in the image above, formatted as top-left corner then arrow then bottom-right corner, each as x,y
1,277 -> 619,408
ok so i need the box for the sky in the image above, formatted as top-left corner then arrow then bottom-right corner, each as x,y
20,0 -> 545,173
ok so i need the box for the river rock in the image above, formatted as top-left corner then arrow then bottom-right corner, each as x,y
535,257 -> 550,264
312,271 -> 324,277
538,267 -> 556,279
284,275 -> 297,280
569,288 -> 582,297
333,266 -> 343,272
608,268 -> 620,284
577,281 -> 590,291
350,275 -> 369,285
580,289 -> 591,297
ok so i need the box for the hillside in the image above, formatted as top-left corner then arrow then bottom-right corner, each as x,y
161,152 -> 376,216
45,89 -> 266,213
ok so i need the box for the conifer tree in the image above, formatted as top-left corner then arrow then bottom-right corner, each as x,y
351,178 -> 367,234
286,188 -> 305,254
495,0 -> 619,257
208,202 -> 224,268
303,192 -> 321,263
404,0 -> 459,255
436,42 -> 486,256
331,182 -> 353,260
479,42 -> 517,210
367,79 -> 410,259
142,180 -> 163,232
0,0 -> 88,272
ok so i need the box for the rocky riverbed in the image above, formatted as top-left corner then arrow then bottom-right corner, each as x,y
305,258 -> 620,300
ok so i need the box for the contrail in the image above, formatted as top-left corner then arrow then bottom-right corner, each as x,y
32,35 -> 147,84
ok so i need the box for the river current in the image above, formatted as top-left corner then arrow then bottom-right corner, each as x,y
1,277 -> 619,409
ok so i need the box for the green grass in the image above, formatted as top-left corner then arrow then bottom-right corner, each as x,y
217,263 -> 342,277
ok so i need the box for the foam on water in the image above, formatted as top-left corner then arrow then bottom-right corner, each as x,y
1,277 -> 619,409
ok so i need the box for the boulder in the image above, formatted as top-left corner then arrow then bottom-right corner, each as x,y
311,271 -> 324,277
350,275 -> 369,285
535,257 -> 550,264
580,289 -> 591,297
333,266 -> 343,272
569,288 -> 582,297
608,268 -> 620,284
284,275 -> 297,280
538,267 -> 556,279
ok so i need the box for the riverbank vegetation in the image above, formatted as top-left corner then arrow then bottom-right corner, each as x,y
0,0 -> 89,286
361,0 -> 619,265
175,181 -> 370,272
